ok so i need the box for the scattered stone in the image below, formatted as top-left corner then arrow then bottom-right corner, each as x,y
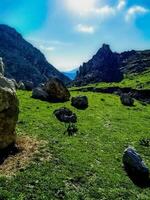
0,75 -> 19,149
43,78 -> 70,102
32,87 -> 49,101
54,107 -> 77,124
123,147 -> 150,187
24,81 -> 34,91
53,107 -> 77,136
71,96 -> 88,110
139,139 -> 150,147
120,94 -> 134,106
18,81 -> 25,90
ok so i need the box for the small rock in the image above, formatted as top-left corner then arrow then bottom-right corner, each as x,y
71,96 -> 88,110
120,94 -> 134,106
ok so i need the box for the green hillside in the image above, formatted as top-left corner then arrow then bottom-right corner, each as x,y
0,90 -> 149,200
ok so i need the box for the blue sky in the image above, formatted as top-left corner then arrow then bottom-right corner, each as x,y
0,0 -> 150,71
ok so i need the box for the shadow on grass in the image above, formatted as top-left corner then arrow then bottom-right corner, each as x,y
124,166 -> 150,188
0,143 -> 20,165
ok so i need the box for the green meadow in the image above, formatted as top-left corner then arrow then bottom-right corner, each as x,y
0,88 -> 149,200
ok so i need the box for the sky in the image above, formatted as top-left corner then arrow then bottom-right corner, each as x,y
0,0 -> 150,71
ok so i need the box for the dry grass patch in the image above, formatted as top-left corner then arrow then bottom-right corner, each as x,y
0,136 -> 51,176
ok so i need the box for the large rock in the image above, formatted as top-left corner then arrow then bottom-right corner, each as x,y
0,75 -> 19,149
120,93 -> 134,106
32,87 -> 49,101
0,57 -> 4,75
123,147 -> 149,186
71,96 -> 88,110
43,78 -> 70,102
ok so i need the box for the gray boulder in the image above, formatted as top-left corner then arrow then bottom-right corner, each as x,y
0,75 -> 19,149
18,81 -> 25,90
123,147 -> 149,186
71,96 -> 88,110
32,87 -> 49,101
0,74 -> 16,91
120,93 -> 134,106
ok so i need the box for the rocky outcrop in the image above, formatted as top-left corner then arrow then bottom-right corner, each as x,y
0,24 -> 70,86
0,57 -> 4,75
71,96 -> 88,110
32,78 -> 70,102
75,44 -> 123,86
75,44 -> 150,86
0,74 -> 19,149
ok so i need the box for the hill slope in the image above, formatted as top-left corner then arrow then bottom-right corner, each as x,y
0,24 -> 70,86
75,44 -> 150,86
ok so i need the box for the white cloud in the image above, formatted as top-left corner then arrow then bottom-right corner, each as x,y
76,24 -> 95,34
125,6 -> 149,22
39,45 -> 55,52
117,0 -> 126,11
94,5 -> 115,17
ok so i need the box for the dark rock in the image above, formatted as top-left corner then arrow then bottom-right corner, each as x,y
18,81 -> 25,90
32,87 -> 49,101
53,107 -> 77,123
71,96 -> 88,110
0,24 -> 70,86
10,79 -> 18,89
75,44 -> 123,86
120,94 -> 134,106
43,78 -> 70,102
24,81 -> 34,91
123,147 -> 150,187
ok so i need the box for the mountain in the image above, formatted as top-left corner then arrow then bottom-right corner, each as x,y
75,44 -> 123,86
0,24 -> 70,86
63,69 -> 78,80
75,44 -> 150,86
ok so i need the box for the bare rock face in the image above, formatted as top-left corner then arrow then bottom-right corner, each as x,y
71,96 -> 88,110
43,78 -> 70,102
0,75 -> 19,149
0,57 -> 4,75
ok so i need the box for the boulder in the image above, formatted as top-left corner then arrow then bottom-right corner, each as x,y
120,93 -> 134,106
123,147 -> 149,185
71,96 -> 88,110
32,87 -> 49,101
43,78 -> 70,102
54,107 -> 77,123
0,74 -> 16,91
0,76 -> 19,149
11,79 -> 18,89
24,81 -> 34,91
0,57 -> 4,75
18,81 -> 25,90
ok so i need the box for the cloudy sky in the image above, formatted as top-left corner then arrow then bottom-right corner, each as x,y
0,0 -> 150,71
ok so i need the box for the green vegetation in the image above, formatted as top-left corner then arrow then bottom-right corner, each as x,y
72,70 -> 150,90
0,90 -> 150,200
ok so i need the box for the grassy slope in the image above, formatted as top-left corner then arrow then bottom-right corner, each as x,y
0,90 -> 149,199
72,70 -> 150,90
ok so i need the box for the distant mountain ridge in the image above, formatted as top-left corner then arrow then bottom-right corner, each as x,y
0,24 -> 70,86
75,44 -> 150,86
63,69 -> 78,80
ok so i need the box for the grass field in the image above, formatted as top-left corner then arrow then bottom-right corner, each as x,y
72,70 -> 150,90
0,90 -> 150,200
